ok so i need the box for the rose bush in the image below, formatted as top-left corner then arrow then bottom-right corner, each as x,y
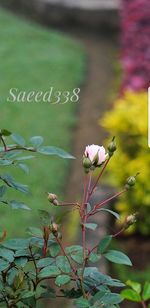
0,130 -> 139,307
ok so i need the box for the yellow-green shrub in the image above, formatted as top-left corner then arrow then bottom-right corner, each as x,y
101,91 -> 150,235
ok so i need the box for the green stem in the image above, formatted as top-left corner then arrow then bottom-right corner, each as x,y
0,135 -> 7,152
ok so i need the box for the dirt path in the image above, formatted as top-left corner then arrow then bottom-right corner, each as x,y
66,30 -> 117,200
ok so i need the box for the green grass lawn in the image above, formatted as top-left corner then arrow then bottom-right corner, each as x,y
0,8 -> 85,236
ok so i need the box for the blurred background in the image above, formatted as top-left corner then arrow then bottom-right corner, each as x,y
0,0 -> 149,307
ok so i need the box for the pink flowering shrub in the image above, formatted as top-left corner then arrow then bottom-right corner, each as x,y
120,0 -> 150,91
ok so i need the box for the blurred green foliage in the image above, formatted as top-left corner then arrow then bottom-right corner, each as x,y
0,8 -> 85,235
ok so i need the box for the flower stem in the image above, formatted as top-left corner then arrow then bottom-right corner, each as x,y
89,188 -> 127,216
141,301 -> 147,308
55,236 -> 77,278
89,158 -> 110,198
0,135 -> 7,152
59,202 -> 79,207
112,227 -> 125,238
85,173 -> 92,204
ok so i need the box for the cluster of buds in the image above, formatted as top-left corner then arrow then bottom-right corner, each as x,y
83,144 -> 108,173
47,193 -> 59,206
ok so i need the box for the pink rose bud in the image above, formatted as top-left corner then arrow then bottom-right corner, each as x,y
84,144 -> 107,168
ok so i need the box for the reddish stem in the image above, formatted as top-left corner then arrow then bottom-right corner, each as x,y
81,175 -> 88,217
59,202 -> 79,207
55,237 -> 77,278
89,158 -> 110,198
82,222 -> 87,260
85,173 -> 92,204
89,188 -> 127,216
141,301 -> 147,308
112,227 -> 125,238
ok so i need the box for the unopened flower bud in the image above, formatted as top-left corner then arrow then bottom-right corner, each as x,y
47,193 -> 59,206
108,137 -> 117,157
50,223 -> 61,238
50,222 -> 58,234
82,156 -> 92,169
124,213 -> 137,229
125,176 -> 136,190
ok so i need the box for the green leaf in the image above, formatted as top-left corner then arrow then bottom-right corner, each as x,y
21,296 -> 36,307
21,291 -> 36,299
142,281 -> 150,301
98,208 -> 120,220
65,245 -> 83,254
38,146 -> 75,159
7,268 -> 18,286
0,248 -> 14,262
36,257 -> 54,268
71,250 -> 84,264
100,293 -> 123,305
15,155 -> 35,161
89,252 -> 101,263
0,185 -> 7,198
0,260 -> 10,271
91,290 -> 110,304
86,203 -> 91,214
15,257 -> 28,267
3,151 -> 22,159
84,223 -> 97,231
15,250 -> 30,257
3,238 -> 30,250
38,266 -> 60,278
49,243 -> 60,257
38,210 -> 51,225
121,289 -> 141,302
97,235 -> 112,254
83,267 -> 124,289
1,174 -> 30,194
11,182 -> 30,194
27,227 -> 43,237
18,163 -> 29,174
30,136 -> 44,148
104,250 -> 132,266
55,274 -> 71,286
0,159 -> 12,166
126,280 -> 141,294
9,200 -> 31,210
74,297 -> 90,308
106,279 -> 125,288
1,129 -> 11,136
11,133 -> 25,146
56,256 -> 71,273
